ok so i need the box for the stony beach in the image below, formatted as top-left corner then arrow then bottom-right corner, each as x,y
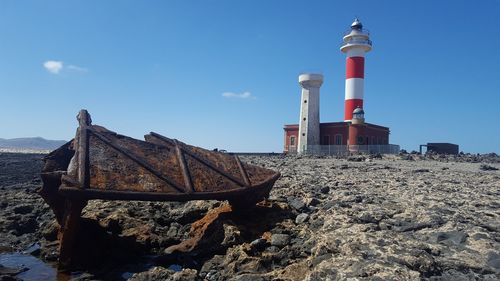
0,152 -> 499,280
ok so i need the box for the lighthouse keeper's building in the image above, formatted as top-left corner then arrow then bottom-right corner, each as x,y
283,122 -> 390,153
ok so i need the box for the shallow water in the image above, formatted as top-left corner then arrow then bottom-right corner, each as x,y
0,251 -> 183,281
0,253 -> 61,281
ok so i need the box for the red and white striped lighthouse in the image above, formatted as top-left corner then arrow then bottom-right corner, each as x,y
340,19 -> 372,121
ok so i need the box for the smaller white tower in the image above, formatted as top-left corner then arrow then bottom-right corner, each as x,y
298,73 -> 323,153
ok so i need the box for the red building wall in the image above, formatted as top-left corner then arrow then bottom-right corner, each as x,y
283,125 -> 299,152
359,125 -> 389,145
319,123 -> 349,145
283,122 -> 389,153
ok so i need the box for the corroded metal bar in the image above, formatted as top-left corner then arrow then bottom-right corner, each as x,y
174,139 -> 194,193
58,173 -> 279,201
235,155 -> 251,186
58,199 -> 87,270
149,132 -> 175,145
77,110 -> 91,189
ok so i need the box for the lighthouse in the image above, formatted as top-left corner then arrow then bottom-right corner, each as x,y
283,19 -> 395,155
340,18 -> 372,121
297,73 -> 323,153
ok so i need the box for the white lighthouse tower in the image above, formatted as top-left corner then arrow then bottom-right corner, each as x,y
297,73 -> 323,153
340,18 -> 372,121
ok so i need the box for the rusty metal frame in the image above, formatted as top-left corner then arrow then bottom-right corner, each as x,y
39,109 -> 281,271
59,126 -> 281,201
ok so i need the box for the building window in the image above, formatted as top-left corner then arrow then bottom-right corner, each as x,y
372,136 -> 376,145
357,136 -> 364,145
322,135 -> 330,145
302,133 -> 305,136
304,100 -> 307,103
335,134 -> 342,145
290,136 -> 296,146
303,118 -> 306,121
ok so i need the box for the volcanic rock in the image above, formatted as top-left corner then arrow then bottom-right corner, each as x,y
1,152 -> 500,280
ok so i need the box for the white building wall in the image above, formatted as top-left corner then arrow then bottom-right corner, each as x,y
297,74 -> 323,153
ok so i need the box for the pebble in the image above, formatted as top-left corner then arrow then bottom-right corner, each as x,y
295,213 -> 309,224
266,246 -> 280,253
287,197 -> 306,211
306,198 -> 321,207
271,234 -> 290,247
250,238 -> 267,250
319,186 -> 330,194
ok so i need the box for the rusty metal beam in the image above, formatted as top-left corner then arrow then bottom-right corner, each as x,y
235,155 -> 251,186
77,110 -> 90,189
58,173 -> 279,201
174,139 -> 194,193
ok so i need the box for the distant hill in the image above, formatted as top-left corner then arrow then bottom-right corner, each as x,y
0,137 -> 67,151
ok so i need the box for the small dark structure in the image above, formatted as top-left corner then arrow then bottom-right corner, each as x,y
419,143 -> 459,155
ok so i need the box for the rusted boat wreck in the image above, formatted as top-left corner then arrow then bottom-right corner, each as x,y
40,110 -> 280,269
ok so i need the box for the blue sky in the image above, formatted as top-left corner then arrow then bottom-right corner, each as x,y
1,0 -> 499,153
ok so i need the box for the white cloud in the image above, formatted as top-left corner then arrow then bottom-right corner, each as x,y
221,91 -> 255,99
43,60 -> 63,74
67,65 -> 88,73
43,60 -> 88,74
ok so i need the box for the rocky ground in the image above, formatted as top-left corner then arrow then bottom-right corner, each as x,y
0,152 -> 499,280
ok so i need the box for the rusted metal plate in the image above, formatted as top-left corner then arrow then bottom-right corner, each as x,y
51,110 -> 280,202
87,131 -> 184,193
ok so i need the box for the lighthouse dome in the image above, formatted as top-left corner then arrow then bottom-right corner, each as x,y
351,18 -> 363,30
351,107 -> 365,125
353,107 -> 364,114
